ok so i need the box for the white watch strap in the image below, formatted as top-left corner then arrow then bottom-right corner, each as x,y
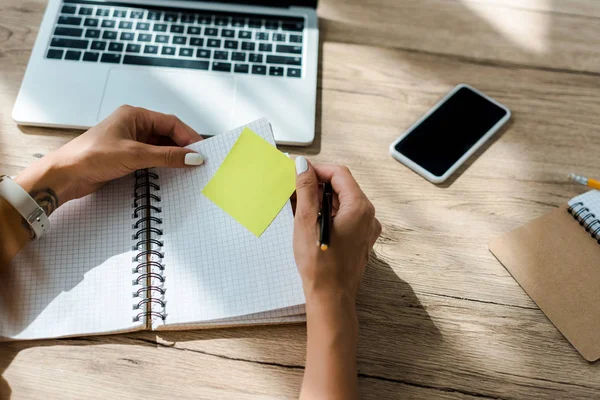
0,176 -> 50,240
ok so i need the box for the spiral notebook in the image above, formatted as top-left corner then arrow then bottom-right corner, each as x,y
489,190 -> 600,361
0,118 -> 306,341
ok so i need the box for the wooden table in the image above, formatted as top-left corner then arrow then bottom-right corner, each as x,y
2,0 -> 600,398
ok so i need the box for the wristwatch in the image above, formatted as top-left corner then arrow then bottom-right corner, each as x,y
0,175 -> 50,240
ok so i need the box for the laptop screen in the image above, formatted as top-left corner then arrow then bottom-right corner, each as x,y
178,0 -> 318,8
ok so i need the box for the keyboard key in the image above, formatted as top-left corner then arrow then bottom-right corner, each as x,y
126,43 -> 142,53
205,28 -> 218,36
181,14 -> 195,23
90,40 -> 106,51
212,62 -> 231,72
207,39 -> 221,48
269,66 -> 284,76
57,16 -> 82,26
61,5 -> 76,14
54,27 -> 83,37
248,19 -> 261,28
164,13 -> 178,22
276,44 -> 302,54
46,48 -> 64,59
155,35 -> 169,43
114,10 -> 127,18
108,42 -> 124,52
119,21 -> 133,29
190,37 -> 204,46
232,18 -> 245,27
83,18 -> 98,28
100,53 -> 121,63
248,53 -> 263,63
120,32 -> 135,41
65,50 -> 82,60
136,22 -> 150,31
187,26 -> 201,35
103,30 -> 117,40
221,29 -> 235,38
265,20 -> 279,30
258,43 -> 272,52
252,65 -> 266,75
172,36 -> 186,45
282,21 -> 304,31
231,52 -> 245,61
138,33 -> 152,42
238,31 -> 251,39
215,17 -> 228,26
170,25 -> 184,33
153,24 -> 167,32
51,37 -> 88,49
224,40 -> 238,49
85,29 -> 100,38
130,10 -> 144,19
214,51 -> 228,60
83,51 -> 99,61
96,8 -> 110,17
79,7 -> 93,16
196,49 -> 211,58
198,15 -> 211,24
144,45 -> 158,54
256,32 -> 269,40
273,33 -> 286,42
179,48 -> 194,57
287,68 -> 301,78
266,55 -> 301,65
147,11 -> 162,21
101,19 -> 116,28
161,46 -> 175,56
124,55 -> 209,70
289,34 -> 302,43
241,42 -> 255,51
234,63 -> 249,73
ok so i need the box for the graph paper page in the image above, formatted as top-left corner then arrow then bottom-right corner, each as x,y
156,118 -> 305,327
0,175 -> 143,340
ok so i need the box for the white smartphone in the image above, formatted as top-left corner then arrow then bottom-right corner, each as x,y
389,84 -> 511,184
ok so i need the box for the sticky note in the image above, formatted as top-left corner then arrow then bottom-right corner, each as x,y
202,128 -> 296,236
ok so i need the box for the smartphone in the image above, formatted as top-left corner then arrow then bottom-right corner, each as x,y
389,84 -> 511,184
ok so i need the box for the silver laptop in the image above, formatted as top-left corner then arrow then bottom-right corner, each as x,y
13,0 -> 318,145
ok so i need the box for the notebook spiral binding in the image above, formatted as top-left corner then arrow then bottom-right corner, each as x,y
132,169 -> 167,323
567,202 -> 600,244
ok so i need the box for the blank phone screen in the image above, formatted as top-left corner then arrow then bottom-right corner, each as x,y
394,87 -> 508,177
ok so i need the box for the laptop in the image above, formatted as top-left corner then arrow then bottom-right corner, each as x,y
12,0 -> 318,145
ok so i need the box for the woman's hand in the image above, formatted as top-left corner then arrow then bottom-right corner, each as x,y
15,105 -> 204,212
293,156 -> 381,400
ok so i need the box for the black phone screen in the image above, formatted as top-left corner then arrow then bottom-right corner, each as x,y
394,87 -> 508,177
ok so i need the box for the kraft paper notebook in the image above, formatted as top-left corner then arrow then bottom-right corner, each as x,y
489,190 -> 600,361
0,118 -> 306,341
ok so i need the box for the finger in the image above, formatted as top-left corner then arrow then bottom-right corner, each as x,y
133,107 -> 204,146
313,164 -> 365,205
135,144 -> 205,169
294,156 -> 320,228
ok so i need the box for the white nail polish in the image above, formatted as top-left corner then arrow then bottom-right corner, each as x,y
295,156 -> 308,175
185,153 -> 204,166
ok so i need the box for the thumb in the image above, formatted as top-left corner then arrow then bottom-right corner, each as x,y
138,144 -> 204,169
294,156 -> 320,226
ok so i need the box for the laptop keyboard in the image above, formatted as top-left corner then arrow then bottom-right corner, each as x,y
46,1 -> 305,78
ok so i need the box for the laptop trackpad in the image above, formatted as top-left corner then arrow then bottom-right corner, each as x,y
98,67 -> 236,136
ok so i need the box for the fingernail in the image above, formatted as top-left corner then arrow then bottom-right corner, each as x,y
184,153 -> 204,166
295,156 -> 308,175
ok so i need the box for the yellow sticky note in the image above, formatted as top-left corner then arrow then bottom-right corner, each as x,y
202,128 -> 296,236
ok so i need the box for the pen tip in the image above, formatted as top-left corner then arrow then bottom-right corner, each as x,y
320,244 -> 328,251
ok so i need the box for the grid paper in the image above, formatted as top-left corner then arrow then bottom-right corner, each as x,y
155,118 -> 305,327
569,190 -> 600,230
1,175 -> 143,340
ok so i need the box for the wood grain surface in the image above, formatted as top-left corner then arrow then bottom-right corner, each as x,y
1,0 -> 600,399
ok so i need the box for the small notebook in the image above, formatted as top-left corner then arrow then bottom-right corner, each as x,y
489,190 -> 600,361
0,118 -> 306,341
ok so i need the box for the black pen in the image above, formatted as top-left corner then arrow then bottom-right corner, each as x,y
319,182 -> 333,251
